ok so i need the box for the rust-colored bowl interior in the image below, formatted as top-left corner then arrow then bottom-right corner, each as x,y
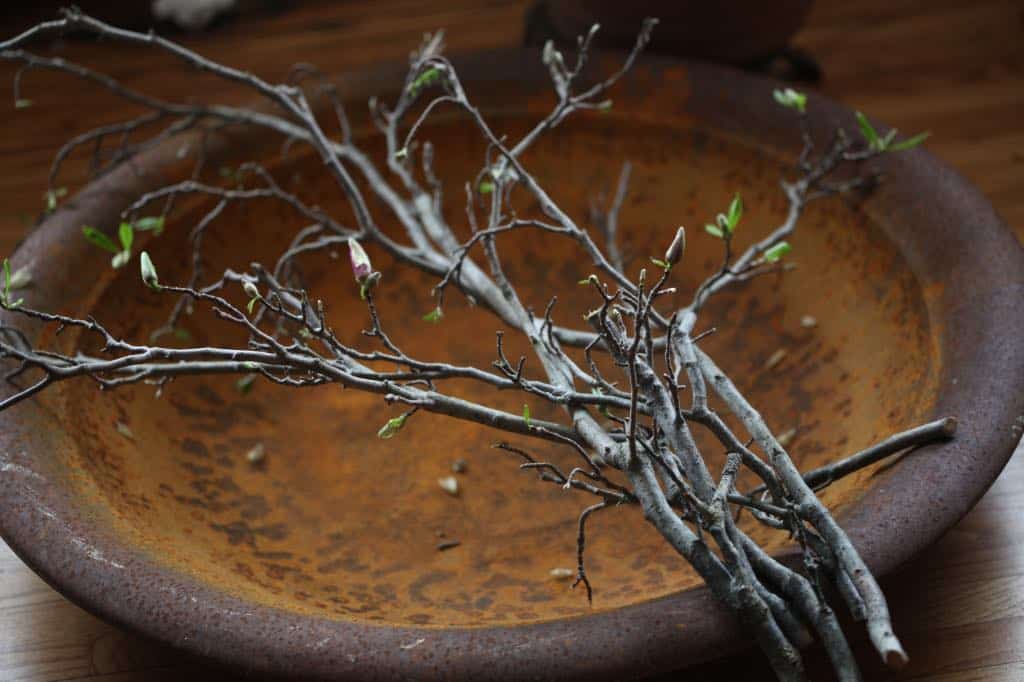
59,117 -> 936,628
2,52 -> 1021,680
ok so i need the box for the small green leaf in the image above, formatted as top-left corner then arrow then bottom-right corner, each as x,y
139,251 -> 159,289
377,413 -> 408,439
888,131 -> 930,152
247,297 -> 259,314
422,306 -> 444,323
855,111 -> 881,150
236,373 -> 257,395
394,147 -> 408,160
649,257 -> 671,270
727,193 -> 743,231
523,403 -> 532,428
763,241 -> 792,263
478,180 -> 495,195
82,226 -> 120,254
409,67 -> 441,94
14,98 -> 32,109
134,216 -> 165,234
119,222 -> 134,252
43,187 -> 68,213
705,223 -> 724,239
111,250 -> 131,269
772,88 -> 807,113
591,388 -> 611,419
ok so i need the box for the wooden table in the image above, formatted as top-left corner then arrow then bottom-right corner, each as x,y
1,1 -> 1021,680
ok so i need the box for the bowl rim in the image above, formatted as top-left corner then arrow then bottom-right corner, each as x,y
2,49 -> 1023,680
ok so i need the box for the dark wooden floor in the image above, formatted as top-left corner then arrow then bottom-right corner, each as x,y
1,1 -> 1022,680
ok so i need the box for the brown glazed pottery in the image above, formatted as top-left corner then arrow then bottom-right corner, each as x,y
1,50 -> 1022,680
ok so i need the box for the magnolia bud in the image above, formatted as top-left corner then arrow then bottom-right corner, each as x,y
242,280 -> 260,300
139,251 -> 159,290
665,226 -> 686,266
348,238 -> 372,283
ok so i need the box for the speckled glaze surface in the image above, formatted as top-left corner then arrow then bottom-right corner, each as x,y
1,51 -> 1022,680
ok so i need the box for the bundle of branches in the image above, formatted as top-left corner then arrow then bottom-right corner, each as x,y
0,9 -> 947,681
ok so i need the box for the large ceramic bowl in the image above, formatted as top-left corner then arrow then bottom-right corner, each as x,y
1,51 -> 1022,680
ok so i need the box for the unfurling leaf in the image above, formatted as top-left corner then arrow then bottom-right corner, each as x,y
119,222 -> 134,252
649,257 -> 671,270
888,131 -> 931,152
82,226 -> 120,254
408,67 -> 441,95
727,193 -> 743,230
855,111 -> 882,150
763,241 -> 792,263
523,403 -> 532,428
422,306 -> 444,323
44,187 -> 67,213
704,223 -> 724,239
247,297 -> 259,314
139,251 -> 159,289
377,413 -> 408,439
134,216 -> 166,235
772,88 -> 807,114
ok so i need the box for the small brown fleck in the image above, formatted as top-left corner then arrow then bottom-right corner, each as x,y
764,348 -> 788,370
246,443 -> 266,464
777,427 -> 798,448
115,421 -> 134,441
438,476 -> 459,496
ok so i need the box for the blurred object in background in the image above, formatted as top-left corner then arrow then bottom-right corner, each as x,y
152,0 -> 237,30
0,0 -> 288,32
525,0 -> 821,82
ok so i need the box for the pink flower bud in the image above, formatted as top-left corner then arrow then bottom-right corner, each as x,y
348,239 -> 372,283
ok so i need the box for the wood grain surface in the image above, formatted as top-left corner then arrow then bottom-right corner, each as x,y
1,1 -> 1021,680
